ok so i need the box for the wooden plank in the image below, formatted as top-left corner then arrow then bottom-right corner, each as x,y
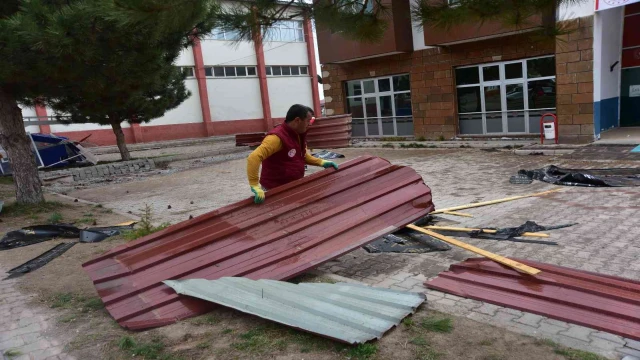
442,211 -> 473,218
406,225 -> 541,275
424,225 -> 550,238
430,188 -> 562,214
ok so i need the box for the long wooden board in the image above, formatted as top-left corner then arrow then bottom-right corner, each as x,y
406,225 -> 541,275
430,188 -> 562,214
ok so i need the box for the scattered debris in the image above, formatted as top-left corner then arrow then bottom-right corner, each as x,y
189,215 -> 193,220
311,150 -> 345,159
509,174 -> 534,184
190,201 -> 194,204
519,166 -> 640,187
167,205 -> 172,209
5,242 -> 76,279
0,225 -> 80,250
364,231 -> 451,253
406,225 -> 541,275
164,278 -> 426,344
426,257 -> 640,341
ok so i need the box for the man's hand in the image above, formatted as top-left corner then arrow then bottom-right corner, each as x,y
321,161 -> 339,170
250,185 -> 265,204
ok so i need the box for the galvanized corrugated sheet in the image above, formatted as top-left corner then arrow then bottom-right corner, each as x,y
83,156 -> 434,329
307,115 -> 352,149
164,278 -> 425,344
425,258 -> 640,341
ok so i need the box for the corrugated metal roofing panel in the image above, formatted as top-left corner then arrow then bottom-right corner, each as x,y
425,258 -> 640,341
307,115 -> 352,149
83,156 -> 434,329
163,278 -> 426,344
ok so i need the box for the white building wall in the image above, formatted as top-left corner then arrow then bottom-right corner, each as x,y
593,7 -> 624,103
263,42 -> 309,65
201,39 -> 257,66
142,80 -> 203,126
175,47 -> 195,66
268,77 -> 313,118
208,78 -> 263,120
21,106 -> 40,134
559,0 -> 594,20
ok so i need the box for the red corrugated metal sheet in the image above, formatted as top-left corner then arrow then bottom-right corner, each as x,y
235,132 -> 266,147
425,258 -> 640,341
307,115 -> 352,149
83,156 -> 434,330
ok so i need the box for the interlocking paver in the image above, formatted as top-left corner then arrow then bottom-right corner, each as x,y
559,325 -> 596,342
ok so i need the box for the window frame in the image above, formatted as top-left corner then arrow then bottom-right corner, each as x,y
344,74 -> 413,137
207,66 -> 258,78
265,65 -> 309,77
455,55 -> 556,135
263,20 -> 305,42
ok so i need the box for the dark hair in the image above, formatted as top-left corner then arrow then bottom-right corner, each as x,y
285,104 -> 314,123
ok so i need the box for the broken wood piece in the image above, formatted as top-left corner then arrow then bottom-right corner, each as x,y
430,188 -> 562,214
423,225 -> 550,238
405,224 -> 541,275
442,211 -> 473,218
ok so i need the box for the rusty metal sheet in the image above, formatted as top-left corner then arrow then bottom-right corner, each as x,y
425,258 -> 640,341
164,278 -> 426,344
83,156 -> 434,330
235,132 -> 265,147
307,115 -> 352,149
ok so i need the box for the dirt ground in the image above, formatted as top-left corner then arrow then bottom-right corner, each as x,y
1,157 -> 611,360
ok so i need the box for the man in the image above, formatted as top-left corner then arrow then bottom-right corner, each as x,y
247,104 -> 339,204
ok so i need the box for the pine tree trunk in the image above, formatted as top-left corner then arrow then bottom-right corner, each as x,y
110,117 -> 131,161
0,88 -> 45,204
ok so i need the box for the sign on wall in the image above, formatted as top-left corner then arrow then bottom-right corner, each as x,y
596,0 -> 640,11
631,85 -> 640,97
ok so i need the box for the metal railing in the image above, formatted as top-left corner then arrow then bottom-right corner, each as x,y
23,116 -> 72,127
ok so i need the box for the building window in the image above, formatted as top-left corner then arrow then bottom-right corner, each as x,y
264,21 -> 304,42
180,67 -> 195,78
205,66 -> 258,78
210,28 -> 241,41
455,55 -> 556,135
345,74 -> 413,137
265,66 -> 309,77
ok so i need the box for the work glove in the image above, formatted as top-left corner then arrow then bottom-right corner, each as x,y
250,185 -> 265,204
321,161 -> 339,170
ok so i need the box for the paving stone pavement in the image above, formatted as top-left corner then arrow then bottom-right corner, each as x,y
0,268 -> 75,360
318,149 -> 640,359
5,148 -> 640,359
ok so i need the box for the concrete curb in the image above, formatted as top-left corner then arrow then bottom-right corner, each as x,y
90,136 -> 235,155
352,140 -> 536,150
514,149 -> 576,156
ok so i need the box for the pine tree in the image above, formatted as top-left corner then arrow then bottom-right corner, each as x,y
0,0 -> 387,203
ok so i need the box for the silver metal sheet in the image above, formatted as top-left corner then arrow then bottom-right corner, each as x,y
164,278 -> 426,344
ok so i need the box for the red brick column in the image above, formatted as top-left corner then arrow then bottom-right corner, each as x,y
254,31 -> 273,130
304,18 -> 322,117
192,37 -> 215,137
34,103 -> 51,134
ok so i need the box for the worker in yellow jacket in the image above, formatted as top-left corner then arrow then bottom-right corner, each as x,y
246,104 -> 339,204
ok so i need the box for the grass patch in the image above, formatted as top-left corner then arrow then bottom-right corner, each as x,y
190,314 -> 218,326
196,341 -> 211,349
82,297 -> 104,311
48,211 -> 63,224
50,293 -> 74,308
381,143 -> 395,149
416,347 -> 442,360
0,176 -> 14,185
2,201 -> 64,218
59,314 -> 77,323
117,336 -> 180,360
479,338 -> 495,346
535,339 -> 607,360
416,136 -> 427,141
437,135 -> 446,141
222,329 -> 233,335
232,326 -> 284,353
481,355 -> 505,360
381,137 -> 407,142
3,349 -> 21,359
76,213 -> 96,224
347,343 -> 377,360
289,330 -> 334,353
420,317 -> 453,333
123,204 -> 170,241
402,317 -> 415,328
409,337 -> 429,346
